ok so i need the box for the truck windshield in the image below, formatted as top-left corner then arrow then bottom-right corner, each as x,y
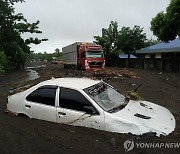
85,51 -> 104,58
83,82 -> 126,112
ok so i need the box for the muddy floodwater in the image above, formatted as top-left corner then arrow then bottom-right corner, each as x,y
0,62 -> 180,154
25,65 -> 46,81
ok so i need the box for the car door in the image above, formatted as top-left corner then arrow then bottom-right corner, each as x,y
24,85 -> 58,122
56,87 -> 105,130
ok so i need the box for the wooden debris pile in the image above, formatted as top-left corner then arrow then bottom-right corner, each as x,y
84,69 -> 138,80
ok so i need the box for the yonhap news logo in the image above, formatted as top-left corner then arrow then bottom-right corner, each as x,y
124,139 -> 135,152
124,139 -> 180,152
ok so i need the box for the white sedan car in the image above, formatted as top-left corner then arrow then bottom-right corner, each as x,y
7,78 -> 175,136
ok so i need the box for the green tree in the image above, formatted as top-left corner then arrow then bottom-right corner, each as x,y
30,48 -> 62,63
55,48 -> 60,53
117,26 -> 147,54
117,25 -> 148,67
151,0 -> 180,42
0,0 -> 47,71
94,21 -> 151,67
94,21 -> 119,58
0,51 -> 8,74
53,48 -> 62,60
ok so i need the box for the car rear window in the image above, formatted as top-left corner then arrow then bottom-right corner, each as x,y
26,85 -> 57,106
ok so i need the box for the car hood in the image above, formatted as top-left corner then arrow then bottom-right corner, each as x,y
107,100 -> 175,136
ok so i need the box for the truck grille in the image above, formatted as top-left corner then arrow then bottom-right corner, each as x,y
88,62 -> 103,68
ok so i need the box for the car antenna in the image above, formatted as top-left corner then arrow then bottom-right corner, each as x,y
133,83 -> 143,93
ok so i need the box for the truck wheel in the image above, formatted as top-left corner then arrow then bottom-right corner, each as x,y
80,66 -> 84,71
77,65 -> 81,70
72,65 -> 76,69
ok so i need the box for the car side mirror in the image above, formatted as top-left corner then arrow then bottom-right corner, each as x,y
84,106 -> 98,115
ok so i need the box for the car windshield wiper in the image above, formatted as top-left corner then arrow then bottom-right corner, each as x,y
108,105 -> 123,113
108,100 -> 128,113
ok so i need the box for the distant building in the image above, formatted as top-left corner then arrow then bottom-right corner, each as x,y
118,54 -> 139,67
109,53 -> 139,67
136,39 -> 180,71
119,54 -> 137,59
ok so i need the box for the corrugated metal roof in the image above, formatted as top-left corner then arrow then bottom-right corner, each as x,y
119,54 -> 137,59
136,39 -> 180,53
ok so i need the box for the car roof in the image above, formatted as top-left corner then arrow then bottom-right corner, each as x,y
40,77 -> 101,90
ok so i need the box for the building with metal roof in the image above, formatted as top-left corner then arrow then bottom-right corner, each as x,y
136,39 -> 180,54
136,39 -> 180,71
119,54 -> 137,59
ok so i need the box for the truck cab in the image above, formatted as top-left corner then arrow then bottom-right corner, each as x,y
78,43 -> 105,70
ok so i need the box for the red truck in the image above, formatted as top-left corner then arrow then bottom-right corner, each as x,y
62,42 -> 105,70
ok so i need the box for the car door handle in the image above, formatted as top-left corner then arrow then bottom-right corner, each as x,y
25,105 -> 31,108
58,112 -> 66,115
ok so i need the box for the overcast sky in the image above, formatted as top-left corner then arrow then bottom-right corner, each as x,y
14,0 -> 170,53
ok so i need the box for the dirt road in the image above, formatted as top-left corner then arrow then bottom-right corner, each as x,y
0,62 -> 179,154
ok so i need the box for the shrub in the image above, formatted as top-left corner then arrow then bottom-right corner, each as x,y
0,51 -> 8,75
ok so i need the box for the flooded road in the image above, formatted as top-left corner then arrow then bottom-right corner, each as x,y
25,65 -> 46,81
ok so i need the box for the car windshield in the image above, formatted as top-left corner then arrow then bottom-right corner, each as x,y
85,51 -> 104,58
84,82 -> 126,112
